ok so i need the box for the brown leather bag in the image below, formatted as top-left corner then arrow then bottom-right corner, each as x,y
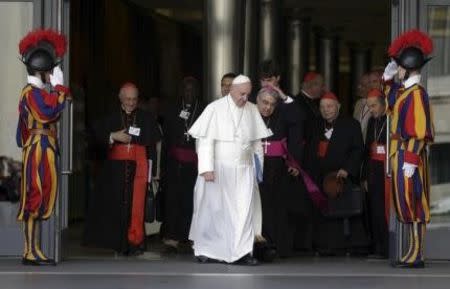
323,171 -> 345,199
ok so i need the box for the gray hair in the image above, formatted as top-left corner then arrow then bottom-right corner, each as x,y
257,87 -> 280,100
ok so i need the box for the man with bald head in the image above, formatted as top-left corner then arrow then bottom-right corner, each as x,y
188,75 -> 271,265
85,82 -> 161,256
305,91 -> 369,256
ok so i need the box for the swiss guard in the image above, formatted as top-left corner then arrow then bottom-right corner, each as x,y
16,29 -> 70,265
382,30 -> 434,268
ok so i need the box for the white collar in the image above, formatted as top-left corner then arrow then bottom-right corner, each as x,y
403,74 -> 421,89
27,75 -> 44,89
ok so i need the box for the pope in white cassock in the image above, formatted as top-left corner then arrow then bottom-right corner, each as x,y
188,75 -> 272,265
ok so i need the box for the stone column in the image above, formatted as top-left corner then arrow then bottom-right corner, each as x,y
258,0 -> 281,63
243,0 -> 257,81
349,46 -> 371,98
286,17 -> 310,95
315,28 -> 340,93
204,0 -> 245,102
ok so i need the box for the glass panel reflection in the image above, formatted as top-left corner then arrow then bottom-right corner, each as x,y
427,6 -> 450,221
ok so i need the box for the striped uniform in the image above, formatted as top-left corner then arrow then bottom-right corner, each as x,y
384,80 -> 434,265
16,84 -> 69,221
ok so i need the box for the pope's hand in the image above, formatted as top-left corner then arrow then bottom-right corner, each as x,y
383,60 -> 398,81
201,171 -> 215,182
111,129 -> 131,143
287,167 -> 299,177
50,66 -> 64,87
402,162 -> 417,178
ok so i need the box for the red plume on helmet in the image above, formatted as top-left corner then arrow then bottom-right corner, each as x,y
19,29 -> 67,58
388,29 -> 433,58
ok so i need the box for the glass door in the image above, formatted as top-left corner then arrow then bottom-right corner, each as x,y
420,0 -> 450,260
0,0 -> 34,257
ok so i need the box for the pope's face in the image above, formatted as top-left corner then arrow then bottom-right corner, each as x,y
367,97 -> 385,118
257,92 -> 277,117
320,98 -> 340,122
230,82 -> 252,107
120,87 -> 139,113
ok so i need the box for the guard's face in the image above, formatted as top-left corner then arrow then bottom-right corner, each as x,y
320,99 -> 340,122
257,92 -> 277,117
398,66 -> 407,80
221,77 -> 233,97
120,87 -> 139,113
367,97 -> 385,118
230,82 -> 252,107
260,76 -> 280,88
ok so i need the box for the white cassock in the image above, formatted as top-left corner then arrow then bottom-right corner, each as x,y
188,94 -> 272,263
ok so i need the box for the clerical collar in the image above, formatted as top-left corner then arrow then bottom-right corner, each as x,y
403,74 -> 421,89
301,90 -> 314,100
27,75 -> 44,89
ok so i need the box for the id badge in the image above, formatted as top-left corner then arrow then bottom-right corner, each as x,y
179,109 -> 190,120
128,126 -> 141,136
376,145 -> 385,154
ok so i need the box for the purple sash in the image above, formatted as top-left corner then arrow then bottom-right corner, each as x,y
264,138 -> 328,212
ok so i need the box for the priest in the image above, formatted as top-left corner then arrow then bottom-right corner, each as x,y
160,77 -> 204,253
304,91 -> 369,255
188,75 -> 271,265
84,82 -> 160,255
362,88 -> 388,258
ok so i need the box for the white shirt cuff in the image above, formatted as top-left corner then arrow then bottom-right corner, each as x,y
283,96 -> 294,104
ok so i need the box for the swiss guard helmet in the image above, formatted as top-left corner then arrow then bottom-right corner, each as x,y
388,29 -> 433,71
19,29 -> 67,73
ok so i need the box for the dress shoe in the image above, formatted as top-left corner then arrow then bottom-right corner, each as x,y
233,254 -> 259,266
196,255 -> 223,264
22,258 -> 56,266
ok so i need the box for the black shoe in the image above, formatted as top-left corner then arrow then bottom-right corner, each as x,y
253,242 -> 277,262
161,244 -> 178,255
368,254 -> 387,260
392,261 -> 425,269
233,254 -> 259,266
196,255 -> 223,264
22,258 -> 56,266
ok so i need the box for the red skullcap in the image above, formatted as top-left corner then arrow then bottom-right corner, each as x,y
366,88 -> 383,99
303,72 -> 319,82
321,91 -> 338,101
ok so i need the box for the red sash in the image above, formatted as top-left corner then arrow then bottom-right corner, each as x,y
108,144 -> 148,246
169,146 -> 197,164
317,140 -> 329,158
369,142 -> 391,224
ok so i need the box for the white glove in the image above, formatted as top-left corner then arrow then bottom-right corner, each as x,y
383,60 -> 398,81
49,66 -> 64,87
402,162 -> 417,178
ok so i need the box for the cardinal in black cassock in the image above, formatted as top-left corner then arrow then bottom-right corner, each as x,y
305,91 -> 369,255
159,77 -> 204,253
84,83 -> 160,255
362,89 -> 389,258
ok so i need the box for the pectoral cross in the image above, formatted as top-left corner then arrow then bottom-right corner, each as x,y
263,139 -> 271,154
184,131 -> 190,142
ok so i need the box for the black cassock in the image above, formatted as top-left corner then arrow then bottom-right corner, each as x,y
159,100 -> 204,242
363,115 -> 388,257
259,102 -> 309,257
84,108 -> 160,253
305,116 -> 370,254
294,91 -> 320,143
